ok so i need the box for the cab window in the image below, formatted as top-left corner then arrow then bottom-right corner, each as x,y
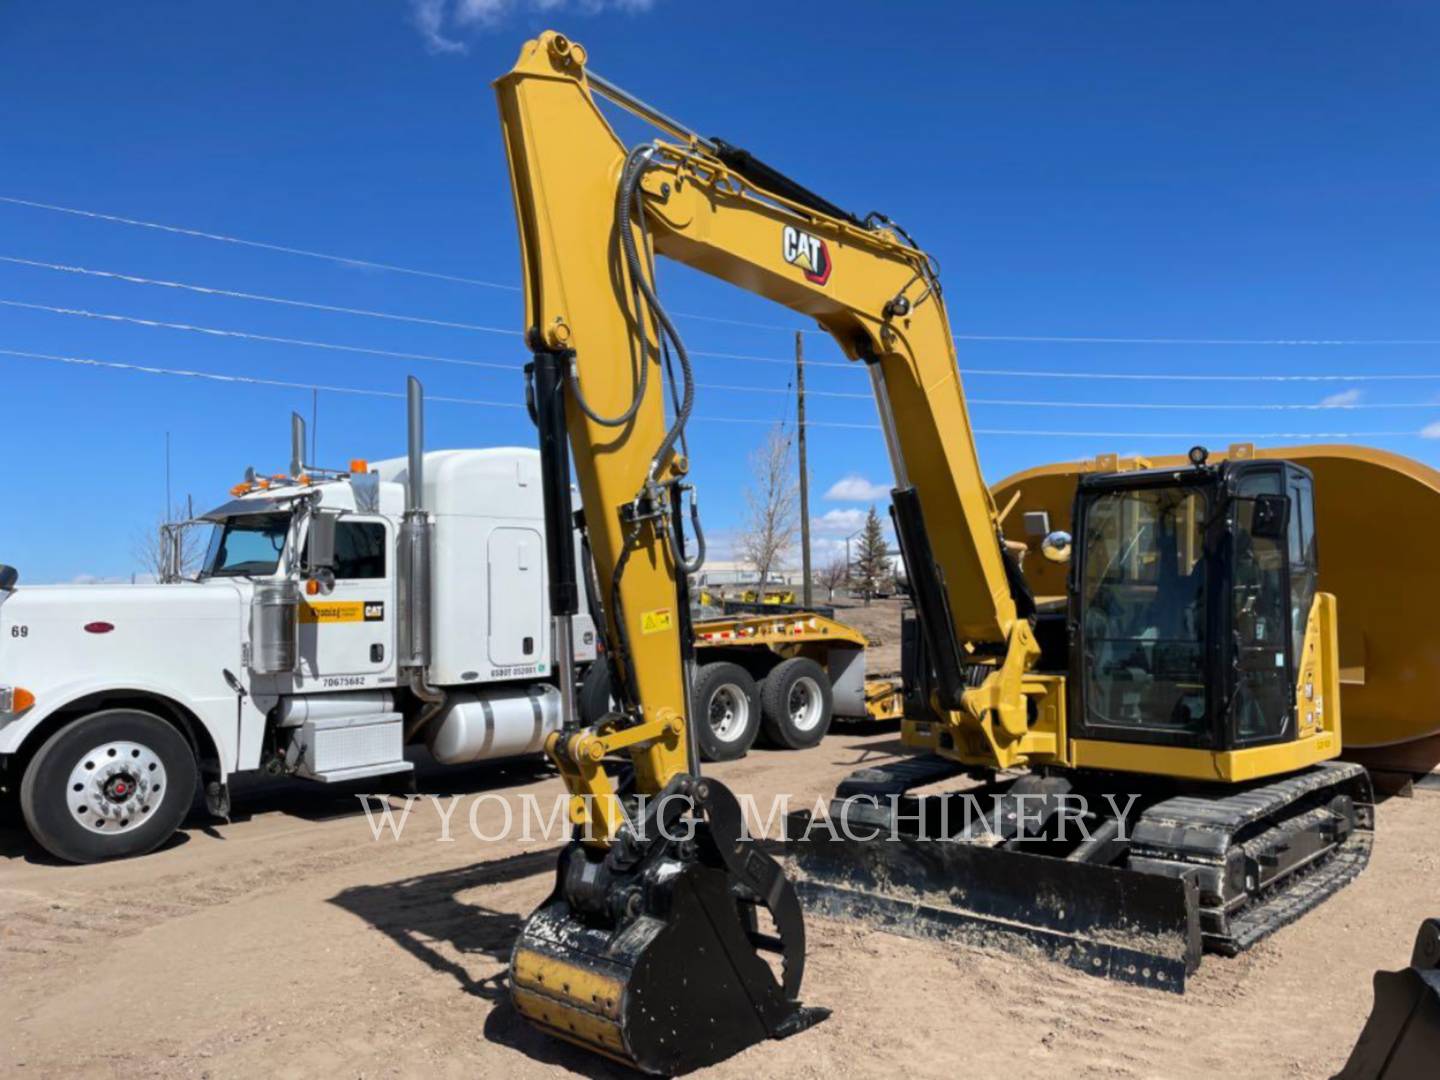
1232,471 -> 1291,743
333,522 -> 386,580
1080,485 -> 1208,737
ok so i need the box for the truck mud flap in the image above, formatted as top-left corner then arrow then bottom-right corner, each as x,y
1335,917 -> 1440,1079
785,812 -> 1203,993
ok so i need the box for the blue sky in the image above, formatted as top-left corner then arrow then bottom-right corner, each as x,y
3,1 -> 1439,583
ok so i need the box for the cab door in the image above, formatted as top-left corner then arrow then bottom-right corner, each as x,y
299,517 -> 395,685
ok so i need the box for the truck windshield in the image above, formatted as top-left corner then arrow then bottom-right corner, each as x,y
203,514 -> 291,577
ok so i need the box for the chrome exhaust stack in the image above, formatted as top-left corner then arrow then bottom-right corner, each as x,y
398,376 -> 443,734
290,412 -> 307,478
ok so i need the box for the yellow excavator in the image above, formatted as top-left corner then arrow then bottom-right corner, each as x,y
494,30 -> 1375,1073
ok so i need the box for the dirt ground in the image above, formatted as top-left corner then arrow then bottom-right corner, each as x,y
826,594 -> 907,675
2,723 -> 1435,1080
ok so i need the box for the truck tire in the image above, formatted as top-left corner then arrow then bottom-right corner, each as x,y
577,662 -> 615,728
19,709 -> 198,864
692,662 -> 761,762
760,657 -> 833,750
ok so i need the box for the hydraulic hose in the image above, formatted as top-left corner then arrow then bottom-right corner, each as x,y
614,144 -> 695,484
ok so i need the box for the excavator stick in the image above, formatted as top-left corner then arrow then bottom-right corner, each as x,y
1335,918 -> 1440,1080
510,777 -> 828,1074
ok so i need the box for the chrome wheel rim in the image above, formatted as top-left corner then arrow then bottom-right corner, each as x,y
788,676 -> 825,732
66,740 -> 167,835
707,684 -> 750,743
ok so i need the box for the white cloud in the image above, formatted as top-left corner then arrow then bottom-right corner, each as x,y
1422,421 -> 1440,439
410,0 -> 467,53
411,0 -> 657,53
823,474 -> 889,502
1319,388 -> 1363,409
811,508 -> 867,536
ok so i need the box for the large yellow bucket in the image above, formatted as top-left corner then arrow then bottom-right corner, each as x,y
992,444 -> 1440,770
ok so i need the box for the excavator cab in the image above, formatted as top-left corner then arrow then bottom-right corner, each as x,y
1070,454 -> 1318,755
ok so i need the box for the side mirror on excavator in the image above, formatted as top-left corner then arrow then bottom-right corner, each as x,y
1251,493 -> 1289,540
1041,530 -> 1073,563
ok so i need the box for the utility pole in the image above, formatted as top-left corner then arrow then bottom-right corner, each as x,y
795,331 -> 812,608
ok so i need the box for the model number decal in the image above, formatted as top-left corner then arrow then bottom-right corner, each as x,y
9,625 -> 27,638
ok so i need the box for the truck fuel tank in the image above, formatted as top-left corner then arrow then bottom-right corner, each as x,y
426,683 -> 562,765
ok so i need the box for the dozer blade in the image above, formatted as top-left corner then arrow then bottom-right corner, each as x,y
1335,918 -> 1440,1080
786,808 -> 1203,992
509,777 -> 827,1074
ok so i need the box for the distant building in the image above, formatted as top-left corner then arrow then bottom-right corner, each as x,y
693,560 -> 800,587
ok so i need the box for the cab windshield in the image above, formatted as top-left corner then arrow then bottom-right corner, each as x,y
202,513 -> 291,577
1080,485 -> 1209,737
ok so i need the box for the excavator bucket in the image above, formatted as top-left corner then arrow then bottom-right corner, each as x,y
1334,918 -> 1440,1079
509,779 -> 828,1074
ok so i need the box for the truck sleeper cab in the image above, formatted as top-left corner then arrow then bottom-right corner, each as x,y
0,388 -> 595,864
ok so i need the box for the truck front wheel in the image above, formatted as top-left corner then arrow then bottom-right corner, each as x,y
760,657 -> 833,750
19,709 -> 197,864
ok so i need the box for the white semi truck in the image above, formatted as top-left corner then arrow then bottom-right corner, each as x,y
0,378 -> 596,863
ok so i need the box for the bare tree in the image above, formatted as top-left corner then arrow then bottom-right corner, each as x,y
736,425 -> 800,598
133,504 -> 207,582
817,555 -> 849,602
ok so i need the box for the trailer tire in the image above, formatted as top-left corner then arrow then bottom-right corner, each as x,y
760,657 -> 833,750
19,709 -> 197,864
692,662 -> 761,762
577,662 -> 615,728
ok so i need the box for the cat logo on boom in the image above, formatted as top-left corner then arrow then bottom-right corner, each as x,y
782,224 -> 832,286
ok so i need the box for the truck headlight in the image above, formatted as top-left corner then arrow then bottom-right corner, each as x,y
0,685 -> 35,714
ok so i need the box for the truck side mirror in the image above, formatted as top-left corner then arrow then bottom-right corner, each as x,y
1251,494 -> 1289,541
0,564 -> 17,590
307,512 -> 337,575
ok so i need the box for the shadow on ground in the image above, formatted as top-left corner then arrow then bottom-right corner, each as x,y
329,845 -> 643,1077
0,751 -> 555,862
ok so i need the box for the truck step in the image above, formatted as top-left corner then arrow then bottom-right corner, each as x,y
289,710 -> 412,783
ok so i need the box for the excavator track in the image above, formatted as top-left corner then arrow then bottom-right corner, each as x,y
1128,759 -> 1374,954
787,757 -> 1373,992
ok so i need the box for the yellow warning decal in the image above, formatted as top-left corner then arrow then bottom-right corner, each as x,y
640,608 -> 673,635
299,601 -> 364,624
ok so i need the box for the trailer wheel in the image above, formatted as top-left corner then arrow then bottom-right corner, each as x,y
19,709 -> 197,864
577,662 -> 615,728
693,662 -> 761,762
760,657 -> 833,750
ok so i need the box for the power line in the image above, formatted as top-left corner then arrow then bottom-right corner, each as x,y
11,196 -> 1440,350
964,396 -> 1440,411
955,333 -> 1440,346
4,346 -> 1436,440
0,194 -> 519,291
0,255 -> 522,335
0,348 -> 524,408
7,294 -> 1436,409
0,298 -> 523,371
962,367 -> 1440,383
